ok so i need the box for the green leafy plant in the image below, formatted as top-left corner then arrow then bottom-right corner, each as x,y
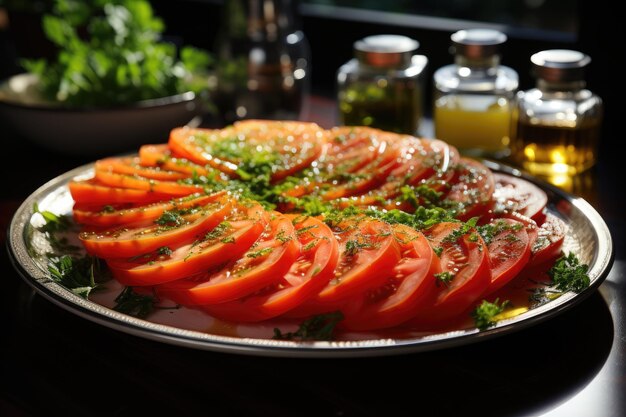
21,0 -> 213,107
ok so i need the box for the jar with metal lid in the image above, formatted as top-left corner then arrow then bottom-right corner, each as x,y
433,29 -> 518,158
337,35 -> 428,135
511,49 -> 602,176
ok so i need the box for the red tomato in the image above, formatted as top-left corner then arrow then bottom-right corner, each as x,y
80,197 -> 232,258
409,221 -> 491,327
443,158 -> 495,221
138,144 -> 216,178
168,121 -> 324,181
107,203 -> 268,286
341,224 -> 441,331
343,137 -> 459,210
200,215 -> 339,321
482,218 -> 532,295
492,173 -> 548,224
95,157 -> 189,181
288,216 -> 402,317
69,179 -> 174,205
528,213 -> 567,266
157,213 -> 300,305
94,170 -> 203,197
72,192 -> 225,227
320,133 -> 402,200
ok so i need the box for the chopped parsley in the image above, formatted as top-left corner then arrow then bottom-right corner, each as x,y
246,247 -> 274,258
273,311 -> 344,341
113,287 -> 155,319
157,246 -> 173,256
434,271 -> 455,287
48,255 -> 103,299
471,299 -> 510,331
548,252 -> 590,293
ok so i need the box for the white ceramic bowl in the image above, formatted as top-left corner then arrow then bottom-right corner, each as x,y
0,73 -> 203,155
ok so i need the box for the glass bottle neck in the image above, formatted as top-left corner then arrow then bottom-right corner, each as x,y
536,78 -> 586,92
454,55 -> 500,69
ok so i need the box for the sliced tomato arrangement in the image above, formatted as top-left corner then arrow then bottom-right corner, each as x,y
80,197 -> 232,258
107,202 -> 268,286
493,173 -> 548,224
157,213 -> 300,305
68,120 -> 567,335
73,192 -> 225,227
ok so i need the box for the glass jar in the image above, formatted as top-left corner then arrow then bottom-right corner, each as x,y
212,0 -> 311,124
433,29 -> 518,159
511,49 -> 602,176
337,35 -> 427,135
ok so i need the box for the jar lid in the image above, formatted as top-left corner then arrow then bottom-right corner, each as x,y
531,49 -> 591,82
354,35 -> 419,68
450,29 -> 507,59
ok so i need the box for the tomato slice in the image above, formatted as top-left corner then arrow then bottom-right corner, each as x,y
341,224 -> 441,331
320,133 -> 402,200
492,173 -> 548,224
157,213 -> 300,305
69,179 -> 174,205
80,197 -> 232,258
107,203 -> 268,286
94,170 -> 203,197
482,218 -> 532,295
199,215 -> 339,321
528,213 -> 567,266
72,192 -> 225,227
409,221 -> 491,327
168,121 -> 324,181
138,144 -> 215,178
443,158 -> 495,221
289,216 -> 402,317
95,157 -> 189,181
342,137 -> 458,209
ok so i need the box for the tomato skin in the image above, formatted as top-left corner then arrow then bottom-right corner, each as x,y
79,198 -> 232,258
444,158 -> 495,221
69,179 -> 174,205
200,215 -> 339,321
72,192 -> 225,227
107,203 -> 269,286
493,173 -> 548,225
94,170 -> 203,197
482,218 -> 532,295
95,157 -> 189,181
408,222 -> 491,327
528,213 -> 567,266
341,224 -> 441,331
288,217 -> 402,317
157,214 -> 300,305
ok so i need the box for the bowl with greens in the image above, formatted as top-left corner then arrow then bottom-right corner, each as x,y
0,0 -> 213,155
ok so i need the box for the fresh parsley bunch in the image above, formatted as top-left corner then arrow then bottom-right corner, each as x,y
22,0 -> 213,107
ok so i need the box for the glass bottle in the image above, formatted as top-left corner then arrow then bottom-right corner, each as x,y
511,49 -> 602,176
337,35 -> 428,135
433,29 -> 518,159
212,0 -> 310,124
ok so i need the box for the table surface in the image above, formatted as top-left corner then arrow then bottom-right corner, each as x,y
1,96 -> 624,417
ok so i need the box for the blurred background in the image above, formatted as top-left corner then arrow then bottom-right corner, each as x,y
0,0 -> 622,195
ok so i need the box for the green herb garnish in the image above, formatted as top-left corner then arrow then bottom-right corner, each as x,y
113,287 -> 155,319
273,311 -> 344,341
22,0 -> 213,107
471,299 -> 510,331
548,252 -> 590,293
434,271 -> 455,287
48,255 -> 101,299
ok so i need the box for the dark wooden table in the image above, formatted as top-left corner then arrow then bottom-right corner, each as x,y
1,97 -> 624,417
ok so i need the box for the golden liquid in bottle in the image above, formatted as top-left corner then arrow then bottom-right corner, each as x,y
434,95 -> 512,158
511,119 -> 600,176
